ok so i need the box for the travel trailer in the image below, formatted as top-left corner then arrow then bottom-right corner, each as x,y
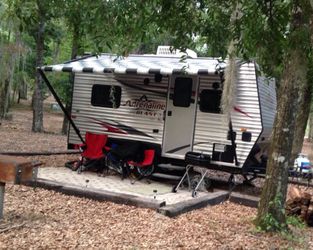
39,47 -> 276,178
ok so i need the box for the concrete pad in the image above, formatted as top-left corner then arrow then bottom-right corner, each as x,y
28,167 -> 231,216
33,178 -> 165,209
158,191 -> 229,217
229,192 -> 260,208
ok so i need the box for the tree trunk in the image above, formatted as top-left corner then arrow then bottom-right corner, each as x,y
309,112 -> 313,141
19,78 -> 28,100
255,5 -> 309,231
291,82 -> 312,162
8,57 -> 16,109
62,25 -> 81,135
19,51 -> 28,100
0,79 -> 11,119
256,49 -> 308,231
32,7 -> 45,132
0,47 -> 16,119
52,41 -> 61,64
61,104 -> 71,134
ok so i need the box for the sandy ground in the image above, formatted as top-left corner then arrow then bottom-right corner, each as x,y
0,101 -> 313,249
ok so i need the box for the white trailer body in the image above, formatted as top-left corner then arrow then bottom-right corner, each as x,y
41,53 -> 276,173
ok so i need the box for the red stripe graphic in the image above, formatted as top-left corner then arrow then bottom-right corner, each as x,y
233,106 -> 252,118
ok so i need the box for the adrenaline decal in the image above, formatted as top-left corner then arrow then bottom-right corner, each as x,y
121,95 -> 166,121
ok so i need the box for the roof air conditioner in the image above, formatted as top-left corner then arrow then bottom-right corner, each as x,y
156,46 -> 197,58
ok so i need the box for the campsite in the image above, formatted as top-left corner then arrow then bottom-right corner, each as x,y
0,101 -> 312,249
1,1 -> 313,249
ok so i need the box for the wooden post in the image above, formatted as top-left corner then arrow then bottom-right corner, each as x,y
0,156 -> 41,219
0,182 -> 5,220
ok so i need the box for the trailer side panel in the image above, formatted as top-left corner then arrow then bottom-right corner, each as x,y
68,73 -> 168,146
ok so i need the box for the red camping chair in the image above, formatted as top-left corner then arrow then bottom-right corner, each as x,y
127,149 -> 155,178
77,132 -> 109,173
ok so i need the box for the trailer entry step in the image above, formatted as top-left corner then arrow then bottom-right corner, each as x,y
151,173 -> 181,180
157,164 -> 186,171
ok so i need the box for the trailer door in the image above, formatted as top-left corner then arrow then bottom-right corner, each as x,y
162,76 -> 198,159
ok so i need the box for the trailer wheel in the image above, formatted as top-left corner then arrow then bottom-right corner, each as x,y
136,164 -> 155,177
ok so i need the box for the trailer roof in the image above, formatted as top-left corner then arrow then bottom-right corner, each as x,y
40,54 -> 226,75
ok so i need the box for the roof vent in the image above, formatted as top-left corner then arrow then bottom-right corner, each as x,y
156,46 -> 176,55
156,46 -> 197,58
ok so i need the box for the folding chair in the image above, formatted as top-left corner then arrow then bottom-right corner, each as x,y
77,132 -> 109,174
128,149 -> 155,178
299,162 -> 313,187
173,152 -> 211,197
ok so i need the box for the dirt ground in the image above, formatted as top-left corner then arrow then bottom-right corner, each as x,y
302,140 -> 313,162
0,100 -> 78,167
0,101 -> 313,249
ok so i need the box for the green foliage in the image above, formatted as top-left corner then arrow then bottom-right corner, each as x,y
13,0 -> 61,35
255,192 -> 288,232
235,0 -> 291,78
85,1 -> 153,54
236,0 -> 313,79
49,73 -> 71,103
0,0 -> 31,116
197,1 -> 232,57
87,1 -> 233,57
1,0 -> 312,127
255,212 -> 286,232
286,216 -> 306,229
255,193 -> 306,240
276,216 -> 306,243
62,0 -> 90,57
253,214 -> 306,244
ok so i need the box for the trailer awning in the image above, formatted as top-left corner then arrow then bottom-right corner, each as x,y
41,54 -> 226,75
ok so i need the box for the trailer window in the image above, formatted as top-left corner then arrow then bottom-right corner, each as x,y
173,77 -> 192,107
200,89 -> 222,113
91,85 -> 121,108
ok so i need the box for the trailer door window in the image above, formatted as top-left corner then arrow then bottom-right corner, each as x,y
173,77 -> 192,107
91,84 -> 121,108
200,89 -> 222,113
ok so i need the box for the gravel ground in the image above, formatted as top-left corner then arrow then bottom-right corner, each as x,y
0,101 -> 313,249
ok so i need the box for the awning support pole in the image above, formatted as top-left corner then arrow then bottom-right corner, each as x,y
38,68 -> 85,144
